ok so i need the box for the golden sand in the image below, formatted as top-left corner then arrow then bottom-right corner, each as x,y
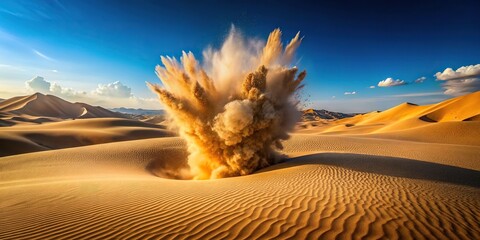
1,92 -> 479,239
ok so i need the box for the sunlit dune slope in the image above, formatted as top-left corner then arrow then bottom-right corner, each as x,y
364,121 -> 480,146
297,91 -> 480,145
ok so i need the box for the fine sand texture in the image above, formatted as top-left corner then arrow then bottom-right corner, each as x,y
1,92 -> 479,239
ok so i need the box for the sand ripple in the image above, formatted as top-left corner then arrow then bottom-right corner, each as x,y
1,137 -> 479,239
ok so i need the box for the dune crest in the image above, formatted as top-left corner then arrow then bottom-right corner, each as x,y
0,92 -> 125,126
298,91 -> 480,146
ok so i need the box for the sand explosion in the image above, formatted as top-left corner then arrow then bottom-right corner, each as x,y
148,28 -> 306,179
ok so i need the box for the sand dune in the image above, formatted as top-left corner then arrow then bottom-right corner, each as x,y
364,121 -> 480,146
0,118 -> 173,157
0,93 -> 125,126
0,135 -> 479,239
297,91 -> 480,137
302,109 -> 353,121
0,92 -> 479,239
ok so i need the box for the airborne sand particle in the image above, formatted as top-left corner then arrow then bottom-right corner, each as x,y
148,27 -> 306,179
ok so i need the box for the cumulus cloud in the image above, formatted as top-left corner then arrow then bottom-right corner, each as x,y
25,76 -> 51,93
50,82 -> 87,98
435,64 -> 480,81
344,91 -> 356,95
415,76 -> 426,83
369,85 -> 375,89
378,77 -> 407,87
23,76 -> 162,109
435,64 -> 480,96
25,76 -> 86,99
94,81 -> 132,98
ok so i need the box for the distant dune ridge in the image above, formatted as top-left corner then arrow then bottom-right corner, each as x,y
110,107 -> 165,116
110,107 -> 166,125
0,93 -> 173,156
302,109 -> 354,121
298,91 -> 480,145
0,92 -> 125,126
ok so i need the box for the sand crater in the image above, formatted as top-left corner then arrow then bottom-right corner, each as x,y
145,149 -> 191,180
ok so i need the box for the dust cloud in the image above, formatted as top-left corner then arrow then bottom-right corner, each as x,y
148,28 -> 306,179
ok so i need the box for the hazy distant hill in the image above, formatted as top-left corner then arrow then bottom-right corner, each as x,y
0,93 -> 125,126
111,107 -> 165,116
302,109 -> 354,121
111,107 -> 353,122
110,107 -> 166,125
110,107 -> 353,122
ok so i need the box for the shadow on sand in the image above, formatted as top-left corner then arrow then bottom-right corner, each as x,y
258,153 -> 480,188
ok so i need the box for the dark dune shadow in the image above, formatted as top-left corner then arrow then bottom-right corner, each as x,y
257,153 -> 480,188
0,119 -> 15,127
419,115 -> 437,122
464,114 -> 480,121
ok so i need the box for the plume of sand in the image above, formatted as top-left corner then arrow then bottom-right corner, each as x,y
148,28 -> 306,179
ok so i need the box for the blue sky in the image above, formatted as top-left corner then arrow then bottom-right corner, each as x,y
0,0 -> 479,112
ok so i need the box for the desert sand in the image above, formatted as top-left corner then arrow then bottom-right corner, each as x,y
1,91 -> 479,239
0,92 -> 126,126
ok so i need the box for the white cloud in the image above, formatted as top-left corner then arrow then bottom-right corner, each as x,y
22,76 -> 162,109
434,64 -> 480,96
369,86 -> 375,89
51,69 -> 58,73
33,49 -> 54,61
344,91 -> 356,95
331,96 -> 336,99
25,76 -> 50,93
415,76 -> 426,83
378,77 -> 407,87
434,64 -> 480,81
94,81 -> 133,98
50,82 -> 87,99
25,76 -> 86,99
